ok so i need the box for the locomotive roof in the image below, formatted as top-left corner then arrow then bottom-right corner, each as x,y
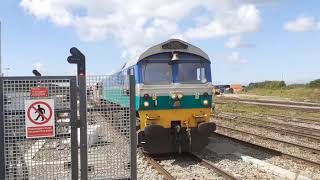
122,39 -> 210,70
138,39 -> 210,61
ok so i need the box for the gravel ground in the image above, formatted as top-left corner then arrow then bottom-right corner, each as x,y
87,111 -> 131,179
137,151 -> 164,180
33,139 -> 71,162
208,134 -> 320,179
33,148 -> 70,161
197,141 -> 274,179
266,156 -> 320,179
216,127 -> 320,165
219,119 -> 320,150
157,155 -> 224,180
199,151 -> 274,179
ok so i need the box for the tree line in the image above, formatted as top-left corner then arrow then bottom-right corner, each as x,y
247,79 -> 320,89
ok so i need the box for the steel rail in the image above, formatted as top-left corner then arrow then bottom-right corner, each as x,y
212,132 -> 320,168
139,147 -> 238,180
216,115 -> 320,141
224,114 -> 320,137
217,125 -> 320,155
263,113 -> 320,125
214,99 -> 320,112
214,106 -> 320,125
215,97 -> 320,107
187,153 -> 239,180
215,109 -> 316,123
138,149 -> 176,180
244,115 -> 320,136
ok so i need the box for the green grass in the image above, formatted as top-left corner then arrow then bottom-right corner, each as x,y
243,87 -> 320,103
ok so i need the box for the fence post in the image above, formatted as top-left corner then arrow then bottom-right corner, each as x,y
0,77 -> 5,180
129,69 -> 137,180
78,66 -> 88,180
70,77 -> 79,180
68,47 -> 87,180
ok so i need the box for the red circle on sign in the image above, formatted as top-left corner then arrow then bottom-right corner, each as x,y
27,101 -> 53,125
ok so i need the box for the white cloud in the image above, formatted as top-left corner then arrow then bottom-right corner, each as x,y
20,0 -> 73,26
225,35 -> 255,48
185,4 -> 261,40
225,35 -> 242,48
20,0 -> 263,61
226,52 -> 247,64
284,15 -> 320,32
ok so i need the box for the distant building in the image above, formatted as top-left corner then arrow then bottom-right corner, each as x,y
230,84 -> 243,93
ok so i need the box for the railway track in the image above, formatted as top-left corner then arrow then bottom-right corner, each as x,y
212,132 -> 320,168
214,109 -> 320,125
216,125 -> 320,168
215,98 -> 320,112
187,153 -> 238,180
216,114 -> 320,142
138,149 -> 175,180
263,113 -> 320,125
216,97 -> 320,107
244,115 -> 320,136
217,125 -> 320,155
216,113 -> 320,137
139,148 -> 238,180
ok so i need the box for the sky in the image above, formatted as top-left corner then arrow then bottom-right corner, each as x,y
0,0 -> 319,85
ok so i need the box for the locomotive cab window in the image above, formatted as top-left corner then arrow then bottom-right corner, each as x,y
142,63 -> 172,85
178,62 -> 208,84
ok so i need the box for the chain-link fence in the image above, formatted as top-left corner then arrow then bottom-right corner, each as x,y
0,47 -> 136,180
86,74 -> 134,179
0,76 -> 77,180
0,74 -> 136,180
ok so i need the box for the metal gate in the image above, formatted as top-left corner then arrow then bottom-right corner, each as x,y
0,76 -> 78,179
0,47 -> 137,180
86,74 -> 136,179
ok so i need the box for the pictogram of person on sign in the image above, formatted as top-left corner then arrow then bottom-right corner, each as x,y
35,104 -> 46,121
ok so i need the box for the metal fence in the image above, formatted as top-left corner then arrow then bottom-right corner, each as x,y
0,76 -> 78,180
0,48 -> 136,179
86,73 -> 136,179
0,73 -> 136,180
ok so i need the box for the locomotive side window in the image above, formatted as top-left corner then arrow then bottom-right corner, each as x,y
178,63 -> 208,84
142,63 -> 172,85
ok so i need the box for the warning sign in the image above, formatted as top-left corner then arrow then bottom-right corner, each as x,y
25,99 -> 55,138
30,87 -> 49,97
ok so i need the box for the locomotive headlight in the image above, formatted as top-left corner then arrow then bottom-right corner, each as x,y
171,94 -> 177,99
177,93 -> 183,99
143,101 -> 150,107
203,99 -> 209,106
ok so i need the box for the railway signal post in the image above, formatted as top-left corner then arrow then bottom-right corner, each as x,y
68,47 -> 88,180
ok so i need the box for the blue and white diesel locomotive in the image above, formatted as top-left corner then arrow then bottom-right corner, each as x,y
103,39 -> 216,154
